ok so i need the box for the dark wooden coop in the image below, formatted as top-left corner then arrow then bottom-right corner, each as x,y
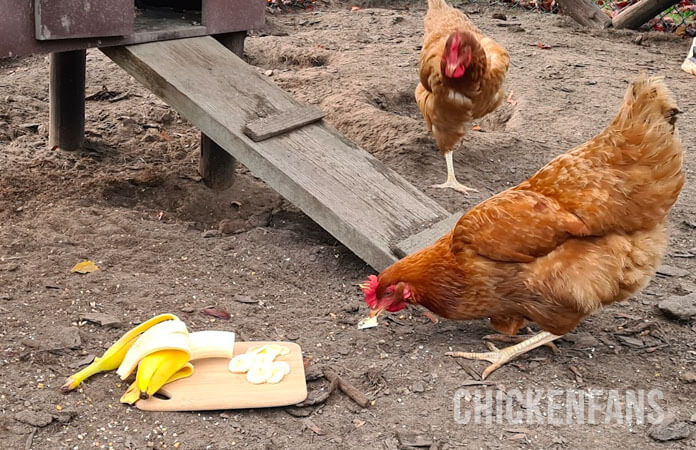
1,0 -> 264,189
1,1 -> 460,272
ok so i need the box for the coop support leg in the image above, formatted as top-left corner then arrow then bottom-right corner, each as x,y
198,31 -> 246,190
49,50 -> 86,151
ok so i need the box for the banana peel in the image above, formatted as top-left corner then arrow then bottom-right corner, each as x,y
62,313 -> 236,406
60,313 -> 178,393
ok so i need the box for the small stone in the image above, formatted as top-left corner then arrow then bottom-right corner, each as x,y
233,294 -> 258,304
656,264 -> 689,278
47,326 -> 82,350
690,412 -> 696,423
396,431 -> 433,447
15,410 -> 54,427
648,415 -> 693,442
681,371 -> 696,384
392,16 -> 404,24
658,293 -> 696,320
564,332 -> 600,348
80,313 -> 122,328
410,381 -> 426,393
179,305 -> 195,313
617,335 -> 644,348
264,69 -> 274,76
492,13 -> 507,20
634,34 -> 644,45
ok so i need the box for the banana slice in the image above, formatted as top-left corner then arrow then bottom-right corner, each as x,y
357,316 -> 378,330
246,363 -> 272,384
247,344 -> 282,359
267,362 -> 290,384
228,354 -> 255,373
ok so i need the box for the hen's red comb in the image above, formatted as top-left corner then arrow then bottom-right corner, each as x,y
359,275 -> 379,308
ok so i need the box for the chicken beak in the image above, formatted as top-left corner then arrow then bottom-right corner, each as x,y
369,305 -> 386,319
445,64 -> 457,77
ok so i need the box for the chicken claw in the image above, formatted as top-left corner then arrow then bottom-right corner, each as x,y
431,150 -> 478,195
431,180 -> 478,195
446,331 -> 561,379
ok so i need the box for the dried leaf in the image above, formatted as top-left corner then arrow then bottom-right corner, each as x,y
201,307 -> 231,320
71,260 -> 99,274
472,124 -> 482,131
536,43 -> 551,49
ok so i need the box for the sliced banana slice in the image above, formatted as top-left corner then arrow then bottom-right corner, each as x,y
357,315 -> 378,330
246,363 -> 272,384
228,354 -> 255,373
247,344 -> 281,359
267,362 -> 290,384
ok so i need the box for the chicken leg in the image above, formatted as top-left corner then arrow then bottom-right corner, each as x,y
446,331 -> 561,379
431,151 -> 478,194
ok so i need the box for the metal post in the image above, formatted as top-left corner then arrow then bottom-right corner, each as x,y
49,49 -> 86,150
198,31 -> 246,190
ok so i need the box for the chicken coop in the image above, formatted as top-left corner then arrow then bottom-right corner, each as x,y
0,0 -> 264,189
0,1 -> 458,272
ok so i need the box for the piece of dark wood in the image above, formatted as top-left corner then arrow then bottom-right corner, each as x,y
556,0 -> 611,29
612,0 -> 680,29
34,0 -> 134,40
49,50 -> 86,151
322,369 -> 370,408
102,37 -> 449,270
244,106 -> 326,142
199,134 -> 236,190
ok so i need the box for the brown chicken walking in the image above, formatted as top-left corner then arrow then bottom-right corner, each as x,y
416,0 -> 510,194
363,76 -> 683,379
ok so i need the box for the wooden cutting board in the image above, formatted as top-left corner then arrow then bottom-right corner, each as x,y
136,341 -> 307,411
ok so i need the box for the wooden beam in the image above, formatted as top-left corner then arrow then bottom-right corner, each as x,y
243,105 -> 326,142
556,0 -> 611,29
393,213 -> 461,259
613,0 -> 680,30
198,32 -> 247,190
102,37 -> 449,271
49,49 -> 86,151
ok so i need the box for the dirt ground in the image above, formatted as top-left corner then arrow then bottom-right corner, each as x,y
1,1 -> 695,449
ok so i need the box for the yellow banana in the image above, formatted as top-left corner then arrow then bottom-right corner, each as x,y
60,313 -> 179,393
120,352 -> 192,404
144,351 -> 191,397
135,350 -> 170,394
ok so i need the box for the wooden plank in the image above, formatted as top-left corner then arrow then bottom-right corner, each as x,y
613,0 -> 680,29
49,50 -> 86,151
136,341 -> 307,411
102,37 -> 449,271
243,105 -> 326,142
393,213 -> 461,259
35,0 -> 133,40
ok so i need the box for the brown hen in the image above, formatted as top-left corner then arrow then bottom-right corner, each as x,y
363,76 -> 683,379
416,0 -> 510,194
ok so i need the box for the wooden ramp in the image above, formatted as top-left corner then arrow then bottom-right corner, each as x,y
103,37 -> 457,271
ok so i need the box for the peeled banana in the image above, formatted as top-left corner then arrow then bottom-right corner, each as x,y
61,313 -> 236,405
60,313 -> 178,393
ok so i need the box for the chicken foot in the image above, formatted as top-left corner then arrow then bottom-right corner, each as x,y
431,151 -> 478,194
446,331 -> 561,380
